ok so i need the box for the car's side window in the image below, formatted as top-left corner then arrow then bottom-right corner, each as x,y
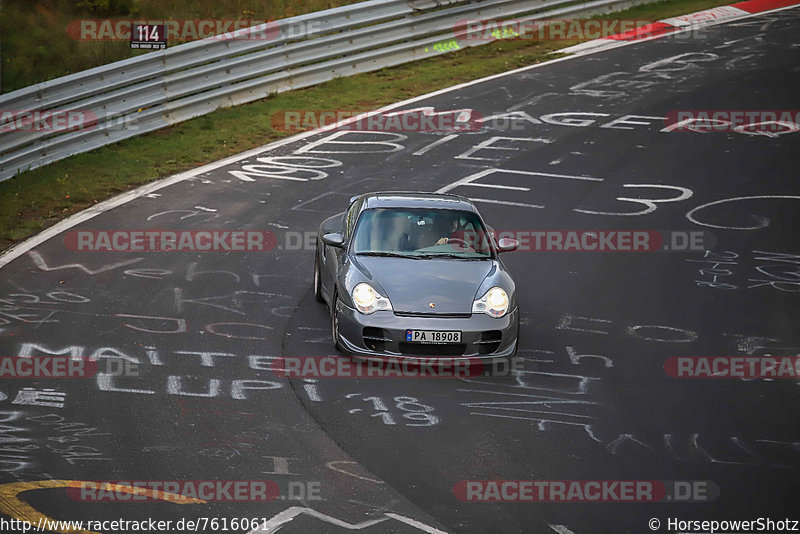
344,199 -> 363,240
343,205 -> 354,240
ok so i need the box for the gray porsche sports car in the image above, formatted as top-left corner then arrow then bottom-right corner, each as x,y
313,192 -> 520,361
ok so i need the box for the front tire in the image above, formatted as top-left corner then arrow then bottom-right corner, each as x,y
313,247 -> 324,303
330,293 -> 342,352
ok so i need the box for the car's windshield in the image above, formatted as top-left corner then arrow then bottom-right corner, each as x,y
351,208 -> 493,259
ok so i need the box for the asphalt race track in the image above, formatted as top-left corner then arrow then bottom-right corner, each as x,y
0,6 -> 798,534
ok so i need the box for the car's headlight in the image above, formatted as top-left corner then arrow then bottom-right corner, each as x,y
472,287 -> 509,318
352,283 -> 392,314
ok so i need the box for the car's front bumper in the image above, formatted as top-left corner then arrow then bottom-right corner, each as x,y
336,302 -> 519,362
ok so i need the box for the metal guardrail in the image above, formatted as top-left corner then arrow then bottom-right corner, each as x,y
0,0 -> 658,181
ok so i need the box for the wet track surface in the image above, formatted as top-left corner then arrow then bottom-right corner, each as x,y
0,7 -> 798,533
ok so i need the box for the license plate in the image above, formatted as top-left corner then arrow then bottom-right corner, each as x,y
405,329 -> 461,343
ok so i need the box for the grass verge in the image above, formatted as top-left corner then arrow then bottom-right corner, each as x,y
0,0 -> 736,253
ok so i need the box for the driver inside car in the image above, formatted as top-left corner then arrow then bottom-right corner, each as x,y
434,217 -> 459,246
414,215 -> 455,249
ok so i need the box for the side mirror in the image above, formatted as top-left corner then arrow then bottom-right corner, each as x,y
321,233 -> 345,248
497,237 -> 519,253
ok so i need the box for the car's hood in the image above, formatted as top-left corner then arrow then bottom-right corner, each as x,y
352,256 -> 493,314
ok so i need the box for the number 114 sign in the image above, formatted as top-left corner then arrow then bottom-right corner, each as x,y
130,23 -> 167,50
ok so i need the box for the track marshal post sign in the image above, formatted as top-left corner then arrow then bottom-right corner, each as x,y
130,23 -> 166,50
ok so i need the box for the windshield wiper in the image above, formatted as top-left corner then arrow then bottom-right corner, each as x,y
356,251 -> 423,259
413,253 -> 488,260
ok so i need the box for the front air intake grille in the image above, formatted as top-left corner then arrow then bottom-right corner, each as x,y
398,342 -> 466,356
476,330 -> 502,354
393,311 -> 471,318
363,327 -> 390,351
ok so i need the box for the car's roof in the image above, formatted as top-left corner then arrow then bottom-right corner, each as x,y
359,192 -> 477,212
